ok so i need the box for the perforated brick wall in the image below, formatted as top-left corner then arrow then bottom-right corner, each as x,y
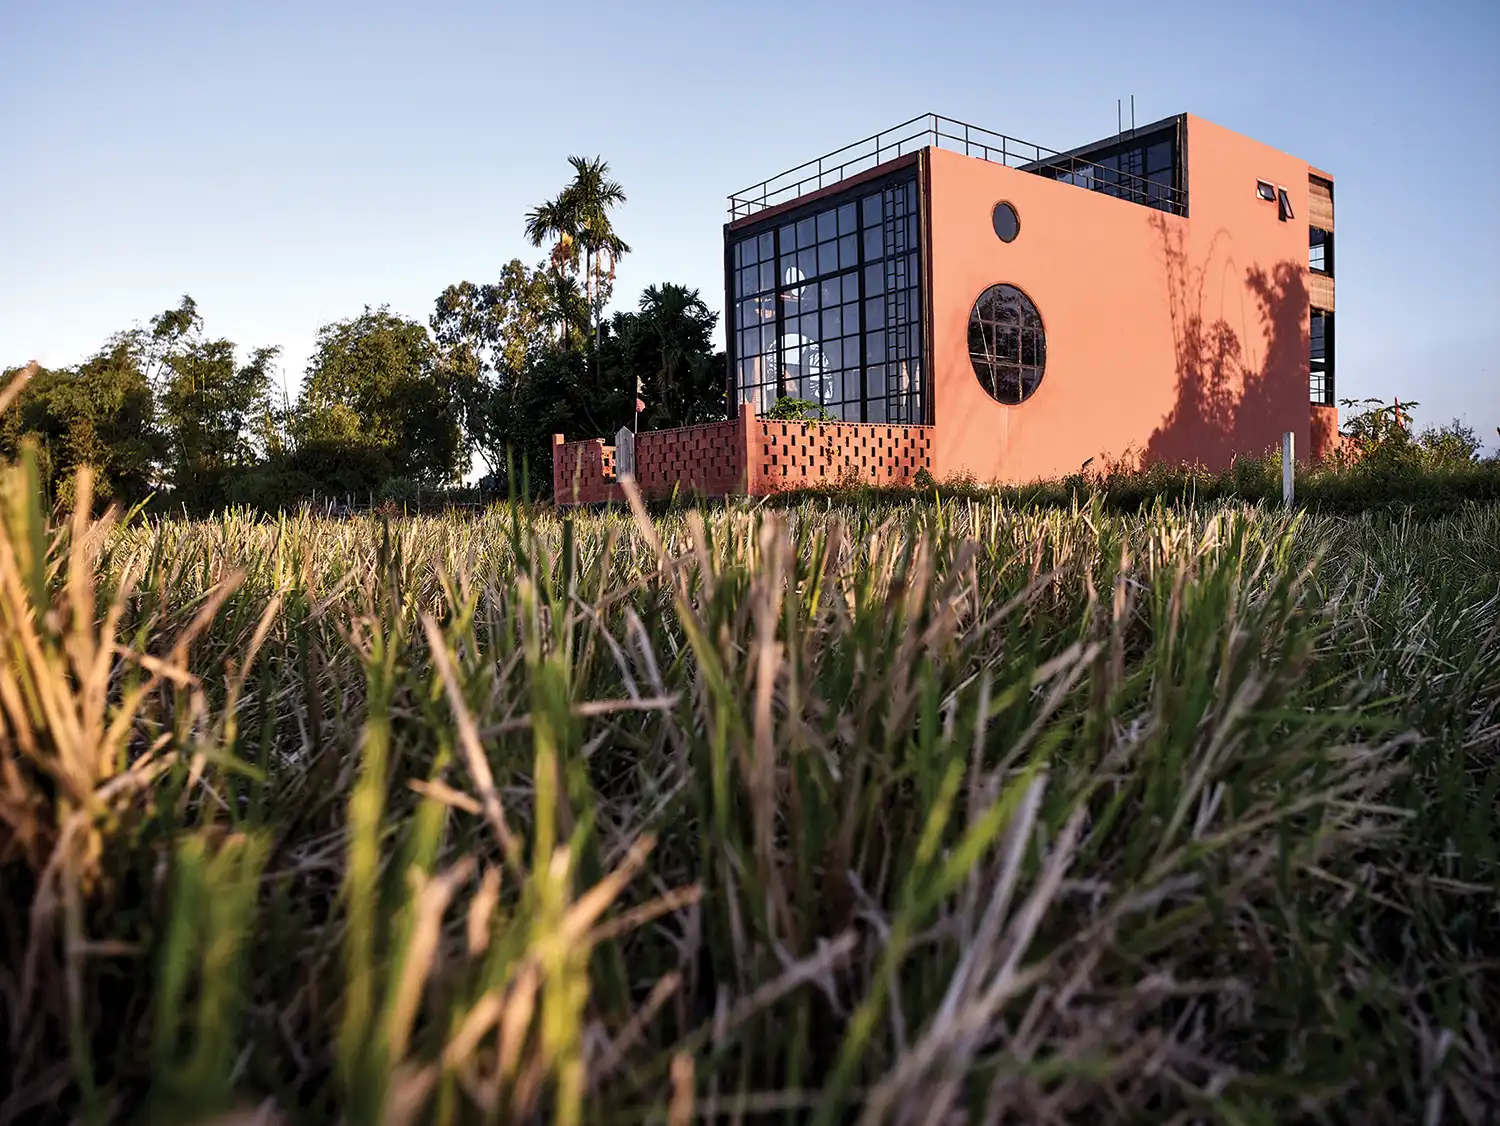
552,437 -> 625,505
751,420 -> 934,492
636,420 -> 745,499
553,408 -> 937,505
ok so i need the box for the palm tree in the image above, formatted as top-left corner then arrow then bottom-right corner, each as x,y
524,156 -> 629,381
540,269 -> 589,353
637,283 -> 712,404
524,195 -> 580,276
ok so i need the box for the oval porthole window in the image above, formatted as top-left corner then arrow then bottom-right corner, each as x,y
968,283 -> 1045,404
991,202 -> 1020,243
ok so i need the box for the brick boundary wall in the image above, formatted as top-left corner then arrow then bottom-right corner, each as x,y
554,403 -> 937,505
636,415 -> 746,499
551,437 -> 627,505
751,417 -> 934,493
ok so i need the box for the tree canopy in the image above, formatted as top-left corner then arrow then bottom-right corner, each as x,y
299,307 -> 466,485
2,156 -> 729,512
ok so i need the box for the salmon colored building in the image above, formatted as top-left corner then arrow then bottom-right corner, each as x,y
554,112 -> 1338,504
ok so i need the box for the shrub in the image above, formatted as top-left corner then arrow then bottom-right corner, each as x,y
767,395 -> 832,421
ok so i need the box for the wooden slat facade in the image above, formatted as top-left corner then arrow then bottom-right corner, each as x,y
1309,272 -> 1335,313
1309,176 -> 1334,232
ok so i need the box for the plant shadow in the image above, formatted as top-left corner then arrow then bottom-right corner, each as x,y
1145,213 -> 1309,470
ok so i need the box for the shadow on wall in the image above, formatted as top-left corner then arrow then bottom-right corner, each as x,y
1145,214 -> 1308,470
1310,403 -> 1341,461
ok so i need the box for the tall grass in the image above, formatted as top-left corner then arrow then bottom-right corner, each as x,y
0,455 -> 1496,1124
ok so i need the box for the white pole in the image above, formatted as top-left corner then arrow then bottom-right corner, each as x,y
1282,431 -> 1295,507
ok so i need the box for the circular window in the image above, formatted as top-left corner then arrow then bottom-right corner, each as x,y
992,202 -> 1020,242
968,284 -> 1046,404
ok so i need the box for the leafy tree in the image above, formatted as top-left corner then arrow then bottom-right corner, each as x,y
432,263 -> 555,382
148,296 -> 277,511
297,307 -> 463,485
431,261 -> 560,476
1417,419 -> 1483,466
608,284 -> 725,429
1339,398 -> 1485,472
479,346 -> 597,497
437,279 -> 729,496
1,340 -> 163,508
540,267 -> 590,352
1339,397 -> 1418,461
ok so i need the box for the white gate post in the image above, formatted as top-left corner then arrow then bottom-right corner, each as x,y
1282,431 -> 1295,507
614,426 -> 636,481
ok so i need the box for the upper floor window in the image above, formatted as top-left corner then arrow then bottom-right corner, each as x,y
1310,309 -> 1334,406
1038,132 -> 1180,213
1310,227 -> 1333,275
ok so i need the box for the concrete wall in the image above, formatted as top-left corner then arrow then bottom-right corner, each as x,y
925,115 -> 1315,483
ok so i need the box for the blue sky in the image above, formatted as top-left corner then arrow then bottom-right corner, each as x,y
3,0 -> 1496,443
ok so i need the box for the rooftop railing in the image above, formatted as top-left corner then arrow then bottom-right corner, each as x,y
727,113 -> 1187,221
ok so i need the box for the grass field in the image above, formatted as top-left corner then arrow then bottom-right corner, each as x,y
2,452 -> 1497,1125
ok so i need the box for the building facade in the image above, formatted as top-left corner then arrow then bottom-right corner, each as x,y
556,112 -> 1338,503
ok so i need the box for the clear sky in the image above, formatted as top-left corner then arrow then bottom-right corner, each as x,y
3,0 -> 1497,443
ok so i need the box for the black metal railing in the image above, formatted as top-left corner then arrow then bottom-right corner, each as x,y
728,113 -> 1187,220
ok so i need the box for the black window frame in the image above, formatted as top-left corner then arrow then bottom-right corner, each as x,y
1309,308 -> 1335,406
992,201 -> 1020,243
1030,120 -> 1184,215
1309,226 -> 1333,276
724,165 -> 926,424
1277,187 -> 1294,222
968,283 -> 1047,406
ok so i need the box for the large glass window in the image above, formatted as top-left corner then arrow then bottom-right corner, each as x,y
1310,308 -> 1334,406
729,174 -> 923,423
968,284 -> 1046,404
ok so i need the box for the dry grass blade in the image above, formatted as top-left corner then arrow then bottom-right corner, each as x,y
420,613 -> 521,866
0,466 -> 1492,1125
385,857 -> 475,1063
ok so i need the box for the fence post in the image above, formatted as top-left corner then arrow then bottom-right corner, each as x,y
1282,431 -> 1295,507
738,401 -> 758,497
614,425 -> 635,481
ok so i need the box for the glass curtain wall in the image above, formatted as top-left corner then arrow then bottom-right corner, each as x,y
729,173 -> 923,423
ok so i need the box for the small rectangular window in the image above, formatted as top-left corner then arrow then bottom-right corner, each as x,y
1277,187 -> 1294,222
1309,227 -> 1333,275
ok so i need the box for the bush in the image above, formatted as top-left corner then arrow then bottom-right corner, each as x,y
766,395 -> 832,421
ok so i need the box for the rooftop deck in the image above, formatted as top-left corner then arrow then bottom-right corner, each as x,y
728,113 -> 1187,222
